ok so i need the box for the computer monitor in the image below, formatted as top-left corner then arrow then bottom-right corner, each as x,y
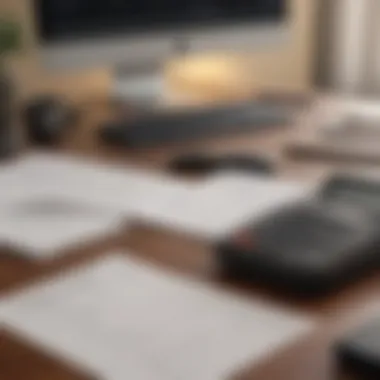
32,1 -> 288,104
33,0 -> 288,71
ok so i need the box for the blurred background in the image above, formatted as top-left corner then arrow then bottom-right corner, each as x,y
0,0 -> 316,104
3,2 -> 380,380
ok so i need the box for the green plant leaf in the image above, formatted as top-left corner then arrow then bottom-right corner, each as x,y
0,18 -> 21,56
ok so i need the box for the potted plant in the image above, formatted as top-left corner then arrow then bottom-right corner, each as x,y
0,17 -> 21,158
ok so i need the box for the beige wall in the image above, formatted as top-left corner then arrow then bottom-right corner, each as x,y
243,0 -> 318,91
317,0 -> 380,94
1,0 -> 317,101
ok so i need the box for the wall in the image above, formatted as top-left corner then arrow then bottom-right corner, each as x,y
317,0 -> 380,94
1,0 -> 317,101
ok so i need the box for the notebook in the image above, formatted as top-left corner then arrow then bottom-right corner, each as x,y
0,253 -> 314,380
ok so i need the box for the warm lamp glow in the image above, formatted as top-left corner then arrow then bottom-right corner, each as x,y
165,54 -> 256,105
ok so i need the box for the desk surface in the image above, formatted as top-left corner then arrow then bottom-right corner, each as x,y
1,99 -> 380,380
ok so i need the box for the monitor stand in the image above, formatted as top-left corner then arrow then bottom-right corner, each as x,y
111,40 -> 192,110
111,60 -> 167,110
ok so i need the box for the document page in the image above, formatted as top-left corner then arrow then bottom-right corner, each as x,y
0,253 -> 314,380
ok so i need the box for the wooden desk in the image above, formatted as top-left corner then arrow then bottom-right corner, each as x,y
1,100 -> 380,380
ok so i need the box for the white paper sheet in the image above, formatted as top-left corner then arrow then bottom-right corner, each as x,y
0,153 -> 197,255
135,173 -> 310,239
0,153 -> 310,243
0,253 -> 313,380
0,152 -> 199,215
0,198 -> 124,258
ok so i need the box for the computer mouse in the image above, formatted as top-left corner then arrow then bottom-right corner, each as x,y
218,155 -> 275,175
169,154 -> 275,175
168,154 -> 219,174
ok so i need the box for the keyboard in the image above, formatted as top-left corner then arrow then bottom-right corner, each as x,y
100,101 -> 291,147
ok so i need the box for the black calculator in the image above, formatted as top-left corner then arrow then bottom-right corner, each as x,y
216,174 -> 380,296
320,174 -> 380,215
336,318 -> 380,379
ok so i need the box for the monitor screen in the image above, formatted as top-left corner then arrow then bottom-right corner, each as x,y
35,0 -> 286,42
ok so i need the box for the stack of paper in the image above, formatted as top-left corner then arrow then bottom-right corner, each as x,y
0,153 -> 309,256
0,253 -> 314,380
